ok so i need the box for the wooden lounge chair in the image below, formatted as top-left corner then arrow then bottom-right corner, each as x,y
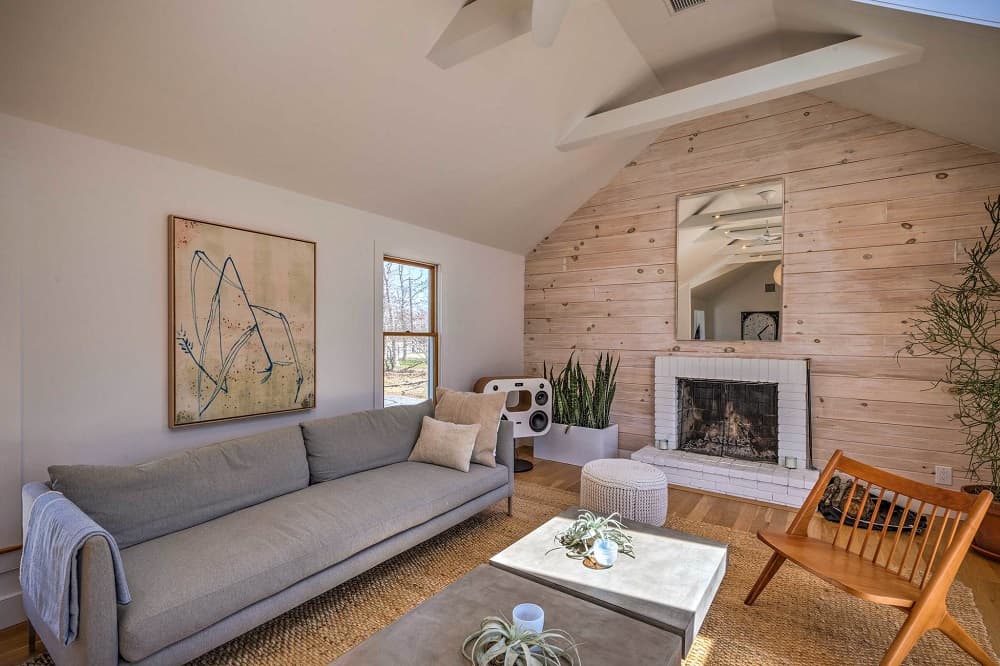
745,449 -> 996,666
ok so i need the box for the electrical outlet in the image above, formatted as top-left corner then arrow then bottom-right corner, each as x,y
934,465 -> 953,486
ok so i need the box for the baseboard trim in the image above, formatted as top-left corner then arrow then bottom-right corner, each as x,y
0,590 -> 25,630
670,483 -> 798,512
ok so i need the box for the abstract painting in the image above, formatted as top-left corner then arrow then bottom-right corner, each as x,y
169,216 -> 316,427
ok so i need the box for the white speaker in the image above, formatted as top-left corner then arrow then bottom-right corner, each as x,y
474,376 -> 552,438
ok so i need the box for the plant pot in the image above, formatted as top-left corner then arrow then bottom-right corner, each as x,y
962,484 -> 1000,561
533,423 -> 619,466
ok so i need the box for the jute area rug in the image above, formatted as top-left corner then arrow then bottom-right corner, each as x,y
23,481 -> 998,665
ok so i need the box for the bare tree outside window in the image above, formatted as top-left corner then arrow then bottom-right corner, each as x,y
382,258 -> 437,407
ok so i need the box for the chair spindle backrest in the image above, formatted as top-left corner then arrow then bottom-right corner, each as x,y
790,450 -> 993,590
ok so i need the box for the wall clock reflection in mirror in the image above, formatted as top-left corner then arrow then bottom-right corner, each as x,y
741,311 -> 779,341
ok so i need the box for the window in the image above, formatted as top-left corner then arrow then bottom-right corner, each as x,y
848,1 -> 1000,28
382,257 -> 437,407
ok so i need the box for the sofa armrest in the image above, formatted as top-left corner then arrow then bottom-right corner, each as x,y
495,420 -> 515,492
22,483 -> 120,666
22,482 -> 50,544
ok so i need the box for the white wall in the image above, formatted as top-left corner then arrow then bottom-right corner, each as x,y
0,113 -> 524,626
0,150 -> 23,628
695,262 -> 781,341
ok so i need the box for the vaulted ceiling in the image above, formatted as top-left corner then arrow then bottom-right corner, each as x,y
0,0 -> 996,254
609,0 -> 999,156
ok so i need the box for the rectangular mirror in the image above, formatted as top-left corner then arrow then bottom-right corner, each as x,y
676,180 -> 784,341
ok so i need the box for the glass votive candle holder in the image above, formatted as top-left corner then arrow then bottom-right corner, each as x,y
512,603 -> 544,633
593,537 -> 619,567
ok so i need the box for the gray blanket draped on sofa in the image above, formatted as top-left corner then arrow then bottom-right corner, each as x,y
20,489 -> 131,645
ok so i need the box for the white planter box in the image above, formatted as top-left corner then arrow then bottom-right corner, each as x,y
533,423 -> 619,466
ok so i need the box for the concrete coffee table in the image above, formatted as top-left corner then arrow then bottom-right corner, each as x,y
333,565 -> 681,665
490,507 -> 727,656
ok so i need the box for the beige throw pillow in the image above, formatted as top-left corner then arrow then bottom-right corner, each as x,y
408,416 -> 481,472
434,387 -> 506,467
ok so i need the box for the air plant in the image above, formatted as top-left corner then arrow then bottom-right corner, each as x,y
549,509 -> 636,561
544,352 -> 619,431
461,615 -> 580,666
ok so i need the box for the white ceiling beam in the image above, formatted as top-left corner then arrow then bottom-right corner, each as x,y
557,35 -> 923,151
725,243 -> 783,256
726,253 -> 783,265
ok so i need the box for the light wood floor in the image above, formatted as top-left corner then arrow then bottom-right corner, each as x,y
3,450 -> 999,665
0,624 -> 30,666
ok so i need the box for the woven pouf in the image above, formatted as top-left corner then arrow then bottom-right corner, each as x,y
580,459 -> 668,526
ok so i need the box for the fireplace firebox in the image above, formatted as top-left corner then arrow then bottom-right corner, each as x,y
677,378 -> 779,464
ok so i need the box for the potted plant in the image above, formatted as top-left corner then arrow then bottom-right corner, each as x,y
534,353 -> 620,466
903,194 -> 1000,559
462,615 -> 580,665
549,509 -> 636,567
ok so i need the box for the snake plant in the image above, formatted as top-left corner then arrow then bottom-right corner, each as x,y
549,509 -> 636,560
544,352 -> 619,431
461,615 -> 580,665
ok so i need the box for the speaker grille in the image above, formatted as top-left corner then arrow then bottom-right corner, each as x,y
529,411 -> 549,433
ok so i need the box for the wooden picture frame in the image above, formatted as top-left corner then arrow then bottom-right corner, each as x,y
168,215 -> 316,427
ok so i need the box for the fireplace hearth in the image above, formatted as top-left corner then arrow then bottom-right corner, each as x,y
634,357 -> 817,507
678,378 -> 778,464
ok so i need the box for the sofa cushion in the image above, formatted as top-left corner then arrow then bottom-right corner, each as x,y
48,426 -> 308,549
434,388 -> 506,467
116,460 -> 507,662
301,400 -> 434,483
408,416 -> 480,472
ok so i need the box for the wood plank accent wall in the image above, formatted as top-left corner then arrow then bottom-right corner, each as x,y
524,92 -> 1000,490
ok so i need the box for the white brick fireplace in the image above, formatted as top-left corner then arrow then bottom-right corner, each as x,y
632,356 -> 819,507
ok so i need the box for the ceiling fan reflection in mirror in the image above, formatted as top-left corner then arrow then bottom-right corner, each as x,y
721,189 -> 782,245
724,225 -> 782,244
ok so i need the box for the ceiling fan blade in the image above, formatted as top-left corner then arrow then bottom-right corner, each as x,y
725,231 -> 761,241
724,230 -> 783,241
742,237 -> 783,248
692,226 -> 724,243
532,0 -> 572,47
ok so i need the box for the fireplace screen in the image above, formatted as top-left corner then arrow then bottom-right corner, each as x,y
677,378 -> 778,463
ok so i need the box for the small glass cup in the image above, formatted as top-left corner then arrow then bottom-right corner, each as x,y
593,538 -> 619,567
512,603 -> 544,633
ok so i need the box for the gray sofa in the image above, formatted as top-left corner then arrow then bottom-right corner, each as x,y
21,400 -> 515,666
